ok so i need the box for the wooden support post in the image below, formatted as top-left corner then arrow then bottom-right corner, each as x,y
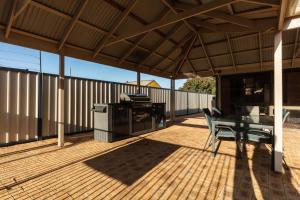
136,71 -> 141,94
274,31 -> 283,173
216,75 -> 222,108
58,53 -> 65,147
170,78 -> 176,122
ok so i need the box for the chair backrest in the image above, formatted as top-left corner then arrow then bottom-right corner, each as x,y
212,107 -> 223,117
283,110 -> 290,124
203,108 -> 212,134
202,108 -> 211,116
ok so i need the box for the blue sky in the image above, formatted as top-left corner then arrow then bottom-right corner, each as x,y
0,42 -> 186,89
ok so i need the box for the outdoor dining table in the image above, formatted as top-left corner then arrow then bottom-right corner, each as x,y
211,115 -> 275,166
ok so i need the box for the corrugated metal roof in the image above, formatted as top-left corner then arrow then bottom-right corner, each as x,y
0,0 -> 294,79
0,0 -> 11,25
67,23 -> 103,50
211,54 -> 232,67
14,5 -> 69,40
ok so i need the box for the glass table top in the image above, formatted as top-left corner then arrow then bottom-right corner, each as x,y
212,115 -> 274,126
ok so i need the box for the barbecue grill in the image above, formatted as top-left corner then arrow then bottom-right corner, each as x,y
92,93 -> 166,142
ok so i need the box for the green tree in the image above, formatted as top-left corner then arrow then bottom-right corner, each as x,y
179,77 -> 216,94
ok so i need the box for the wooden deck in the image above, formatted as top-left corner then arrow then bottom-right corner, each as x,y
0,114 -> 299,200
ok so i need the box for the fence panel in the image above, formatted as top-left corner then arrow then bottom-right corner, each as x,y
175,91 -> 188,116
0,68 -> 214,145
0,71 -> 39,145
188,92 -> 199,114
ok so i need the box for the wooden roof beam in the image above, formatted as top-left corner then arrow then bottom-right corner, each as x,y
105,0 -> 239,47
119,9 -> 171,64
93,0 -> 138,58
103,0 -> 178,48
174,2 -> 256,28
15,0 -> 32,18
197,33 -> 215,74
191,41 -> 300,61
161,33 -> 195,71
58,0 -> 89,51
138,22 -> 182,68
175,35 -> 197,76
187,59 -> 197,74
5,0 -> 18,38
155,33 -> 194,69
240,0 -> 280,7
225,33 -> 237,72
29,1 -> 172,63
278,0 -> 288,30
188,19 -> 218,31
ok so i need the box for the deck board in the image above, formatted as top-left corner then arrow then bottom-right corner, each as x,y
0,114 -> 299,199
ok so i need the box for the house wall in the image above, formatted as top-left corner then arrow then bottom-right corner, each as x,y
147,81 -> 161,88
218,70 -> 300,123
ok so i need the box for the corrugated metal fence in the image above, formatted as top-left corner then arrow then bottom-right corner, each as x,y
0,68 -> 214,145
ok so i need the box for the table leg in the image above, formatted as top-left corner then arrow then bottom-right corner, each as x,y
212,122 -> 216,156
271,129 -> 274,171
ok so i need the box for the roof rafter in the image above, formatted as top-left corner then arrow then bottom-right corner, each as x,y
224,4 -> 237,72
105,0 -> 239,47
240,0 -> 280,7
29,1 -> 175,63
278,0 -> 288,30
93,0 -> 138,58
5,0 -> 18,38
191,41 -> 300,61
175,35 -> 197,76
187,59 -> 197,74
197,33 -> 215,74
162,34 -> 195,72
103,0 -> 178,47
188,18 -> 218,31
160,0 -> 203,76
0,24 -> 172,78
225,33 -> 237,72
15,0 -> 32,19
137,22 -> 182,68
292,28 -> 299,68
155,33 -> 194,70
58,0 -> 89,51
174,2 -> 256,29
119,9 -> 171,64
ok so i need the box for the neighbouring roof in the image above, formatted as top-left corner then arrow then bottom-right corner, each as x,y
0,0 -> 299,79
127,80 -> 161,88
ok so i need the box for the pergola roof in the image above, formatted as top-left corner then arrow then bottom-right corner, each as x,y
0,0 -> 299,79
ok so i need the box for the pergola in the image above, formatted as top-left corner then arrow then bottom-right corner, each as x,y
0,0 -> 299,173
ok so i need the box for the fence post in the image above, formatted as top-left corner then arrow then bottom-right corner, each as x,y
37,72 -> 43,140
170,79 -> 176,122
187,92 -> 189,115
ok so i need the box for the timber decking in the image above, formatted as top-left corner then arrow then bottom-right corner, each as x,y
0,114 -> 299,199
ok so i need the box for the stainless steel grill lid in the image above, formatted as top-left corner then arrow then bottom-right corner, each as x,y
119,93 -> 151,102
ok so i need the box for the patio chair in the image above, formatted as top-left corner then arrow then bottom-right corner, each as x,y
212,107 -> 223,117
244,110 -> 290,144
202,108 -> 211,117
203,109 -> 240,142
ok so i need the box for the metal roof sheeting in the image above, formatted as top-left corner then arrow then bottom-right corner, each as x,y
0,0 -> 296,79
14,5 -> 69,40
